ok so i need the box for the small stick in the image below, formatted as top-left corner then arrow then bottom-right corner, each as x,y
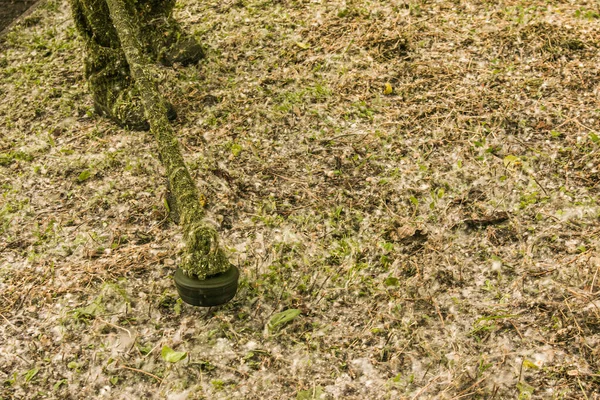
431,298 -> 446,329
118,364 -> 163,383
95,317 -> 132,338
0,313 -> 17,329
410,375 -> 441,400
509,320 -> 524,340
450,376 -> 487,399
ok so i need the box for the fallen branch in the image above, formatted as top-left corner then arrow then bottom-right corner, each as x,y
104,0 -> 230,279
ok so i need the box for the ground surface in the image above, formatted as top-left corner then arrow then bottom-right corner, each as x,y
0,0 -> 40,33
1,0 -> 600,399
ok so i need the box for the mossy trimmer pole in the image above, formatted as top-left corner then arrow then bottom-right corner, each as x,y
104,0 -> 239,305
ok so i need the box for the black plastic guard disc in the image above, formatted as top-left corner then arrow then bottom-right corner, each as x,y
174,265 -> 239,307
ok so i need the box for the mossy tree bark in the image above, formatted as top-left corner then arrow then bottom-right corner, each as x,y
104,0 -> 230,279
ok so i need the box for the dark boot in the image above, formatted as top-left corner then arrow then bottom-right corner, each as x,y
85,43 -> 152,130
137,0 -> 204,66
86,43 -> 176,131
153,20 -> 205,67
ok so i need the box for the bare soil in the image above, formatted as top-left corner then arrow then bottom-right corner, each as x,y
1,0 -> 599,399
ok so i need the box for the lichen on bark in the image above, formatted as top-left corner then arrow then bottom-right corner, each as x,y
95,0 -> 230,279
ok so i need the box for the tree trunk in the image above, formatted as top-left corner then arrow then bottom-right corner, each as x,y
104,0 -> 230,279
